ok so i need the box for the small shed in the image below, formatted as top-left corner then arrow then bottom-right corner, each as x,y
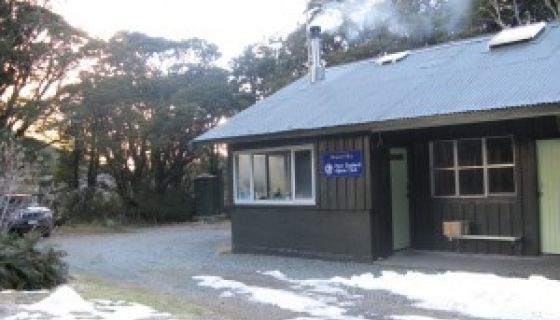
193,173 -> 223,217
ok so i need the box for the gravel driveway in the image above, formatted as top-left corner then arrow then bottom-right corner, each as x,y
45,222 -> 522,320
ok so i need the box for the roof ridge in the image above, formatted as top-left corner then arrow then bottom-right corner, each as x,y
324,33 -> 493,71
326,22 -> 559,71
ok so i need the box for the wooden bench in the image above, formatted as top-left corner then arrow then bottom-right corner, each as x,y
447,235 -> 523,254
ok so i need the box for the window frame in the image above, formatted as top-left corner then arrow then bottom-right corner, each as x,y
233,144 -> 316,206
430,136 -> 516,198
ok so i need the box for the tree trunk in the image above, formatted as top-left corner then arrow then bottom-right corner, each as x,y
87,147 -> 98,188
544,0 -> 560,19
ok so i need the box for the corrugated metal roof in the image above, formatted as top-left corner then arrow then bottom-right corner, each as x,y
196,24 -> 560,143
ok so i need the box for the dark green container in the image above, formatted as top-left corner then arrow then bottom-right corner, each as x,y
194,173 -> 223,217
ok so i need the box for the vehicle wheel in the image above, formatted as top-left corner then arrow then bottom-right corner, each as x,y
42,229 -> 52,238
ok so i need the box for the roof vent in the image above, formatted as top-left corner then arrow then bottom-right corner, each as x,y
375,51 -> 410,65
489,22 -> 546,49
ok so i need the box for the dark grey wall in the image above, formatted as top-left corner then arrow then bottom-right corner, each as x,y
229,134 -> 378,261
226,116 -> 560,260
405,117 -> 560,256
317,135 -> 372,211
231,208 -> 374,261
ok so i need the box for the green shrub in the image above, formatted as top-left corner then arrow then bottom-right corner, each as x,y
0,233 -> 68,290
53,187 -> 125,224
53,184 -> 194,225
133,189 -> 194,223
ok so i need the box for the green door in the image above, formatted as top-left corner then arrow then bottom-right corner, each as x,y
537,140 -> 560,254
390,148 -> 411,250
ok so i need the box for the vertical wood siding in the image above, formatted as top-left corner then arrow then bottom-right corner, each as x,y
226,116 -> 558,259
411,138 -> 538,255
317,135 -> 372,211
408,117 -> 559,256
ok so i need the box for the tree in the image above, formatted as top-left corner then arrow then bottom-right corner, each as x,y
0,136 -> 34,233
0,0 -> 91,137
544,0 -> 560,19
477,0 -> 557,28
56,32 -> 247,221
231,44 -> 277,102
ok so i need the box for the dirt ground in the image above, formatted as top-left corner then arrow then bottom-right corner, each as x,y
36,221 -> 559,320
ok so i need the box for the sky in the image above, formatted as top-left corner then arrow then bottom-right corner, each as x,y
50,0 -> 308,67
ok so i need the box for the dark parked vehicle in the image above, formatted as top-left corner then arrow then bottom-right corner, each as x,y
1,194 -> 54,237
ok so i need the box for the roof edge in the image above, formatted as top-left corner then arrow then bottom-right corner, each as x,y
193,103 -> 560,145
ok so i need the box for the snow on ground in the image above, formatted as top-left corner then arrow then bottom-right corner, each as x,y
194,270 -> 560,320
193,275 -> 366,320
260,270 -> 352,296
1,290 -> 49,294
390,316 -> 456,320
4,285 -> 172,320
330,271 -> 560,320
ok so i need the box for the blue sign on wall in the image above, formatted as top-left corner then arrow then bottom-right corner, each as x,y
322,150 -> 363,177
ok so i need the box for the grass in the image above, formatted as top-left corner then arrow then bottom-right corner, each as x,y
71,274 -> 210,320
55,219 -> 230,236
1,274 -> 211,319
55,223 -> 129,235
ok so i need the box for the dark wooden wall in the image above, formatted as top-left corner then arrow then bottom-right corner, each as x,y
410,139 -> 537,255
229,133 -> 379,261
226,116 -> 560,259
403,117 -> 560,256
316,135 -> 372,211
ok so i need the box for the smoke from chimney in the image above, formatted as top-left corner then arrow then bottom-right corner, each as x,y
309,25 -> 325,83
310,0 -> 473,40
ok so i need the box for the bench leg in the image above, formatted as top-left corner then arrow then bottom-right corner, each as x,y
450,239 -> 460,253
515,241 -> 523,256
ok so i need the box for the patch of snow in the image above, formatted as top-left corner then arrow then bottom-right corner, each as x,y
390,316 -> 456,320
1,289 -> 48,294
220,290 -> 235,298
4,312 -> 31,320
262,270 -> 290,281
196,270 -> 560,320
26,285 -> 96,315
193,275 -> 364,320
331,271 -> 560,320
261,270 -> 350,295
11,285 -> 171,320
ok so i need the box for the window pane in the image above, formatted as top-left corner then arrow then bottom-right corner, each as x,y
295,150 -> 313,199
458,139 -> 482,167
459,169 -> 484,195
487,137 -> 514,165
434,170 -> 456,196
253,154 -> 267,200
235,154 -> 251,200
433,141 -> 454,168
268,152 -> 292,200
489,167 -> 515,193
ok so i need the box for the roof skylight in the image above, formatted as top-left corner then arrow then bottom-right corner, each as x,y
375,51 -> 410,65
489,22 -> 546,48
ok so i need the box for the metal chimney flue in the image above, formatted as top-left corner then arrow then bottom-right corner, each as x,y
309,26 -> 325,83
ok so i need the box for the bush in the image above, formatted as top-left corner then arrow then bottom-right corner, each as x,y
53,186 -> 126,225
133,189 -> 194,223
0,233 -> 68,290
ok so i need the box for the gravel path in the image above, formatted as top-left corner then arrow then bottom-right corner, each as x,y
43,222 -> 508,320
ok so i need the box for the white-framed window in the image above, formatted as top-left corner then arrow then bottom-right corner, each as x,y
233,145 -> 316,205
430,136 -> 516,198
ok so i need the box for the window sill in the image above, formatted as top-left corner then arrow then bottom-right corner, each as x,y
432,193 -> 517,199
234,200 -> 316,206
